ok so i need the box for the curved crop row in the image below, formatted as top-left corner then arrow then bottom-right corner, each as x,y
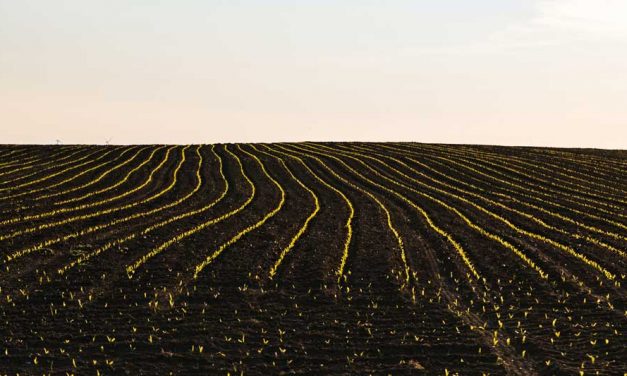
391,144 -> 627,231
0,148 -> 35,166
249,145 -> 321,280
58,145 -> 212,275
411,144 -> 627,216
3,146 -> 184,258
454,145 -> 626,196
190,145 -> 288,280
359,144 -> 627,258
0,148 -> 108,195
286,145 -> 538,370
263,144 -> 354,283
276,144 -> 413,285
0,146 -> 69,171
0,146 -> 90,184
307,144 -> 625,373
312,143 -> 617,284
381,144 -> 627,241
450,145 -> 627,203
31,146 -> 148,205
489,146 -> 624,181
0,145 -> 74,172
0,146 -> 168,230
51,146 -> 167,206
124,145 -> 256,277
296,143 -> 498,282
334,143 -> 555,278
0,147 -> 120,202
528,147 -> 627,172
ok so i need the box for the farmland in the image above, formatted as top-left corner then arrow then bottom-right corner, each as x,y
0,142 -> 625,375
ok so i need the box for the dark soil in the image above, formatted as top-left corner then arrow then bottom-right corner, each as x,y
0,142 -> 625,375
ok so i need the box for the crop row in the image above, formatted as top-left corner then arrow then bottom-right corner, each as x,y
0,143 -> 624,373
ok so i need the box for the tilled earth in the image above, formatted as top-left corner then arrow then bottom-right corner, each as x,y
0,143 -> 625,375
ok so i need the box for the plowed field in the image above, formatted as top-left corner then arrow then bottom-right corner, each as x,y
0,143 -> 625,375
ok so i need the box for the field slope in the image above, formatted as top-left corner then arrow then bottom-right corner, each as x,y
0,142 -> 625,375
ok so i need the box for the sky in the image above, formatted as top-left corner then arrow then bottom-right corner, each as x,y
1,0 -> 626,147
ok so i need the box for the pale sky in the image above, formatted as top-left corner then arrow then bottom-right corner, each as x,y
1,0 -> 626,147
